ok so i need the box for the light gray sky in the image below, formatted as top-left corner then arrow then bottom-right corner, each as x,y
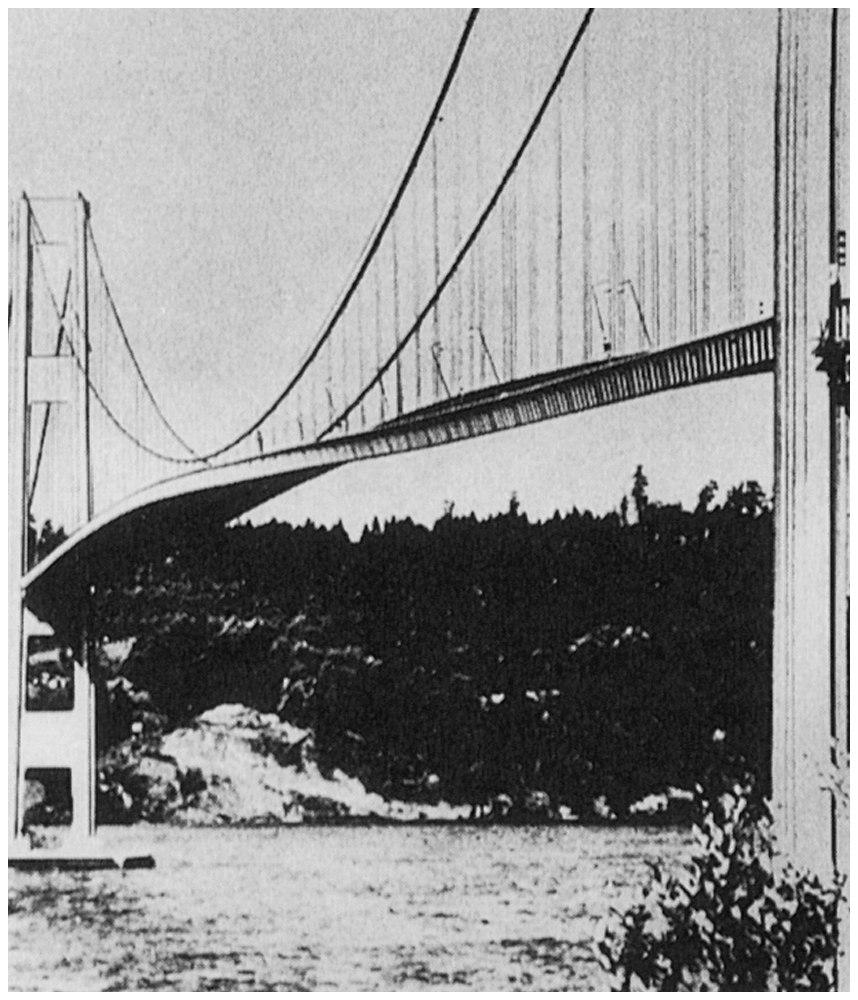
9,9 -> 778,534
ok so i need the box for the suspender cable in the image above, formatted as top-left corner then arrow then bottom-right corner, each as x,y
475,82 -> 487,385
411,185 -> 422,405
527,184 -> 539,373
342,297 -> 350,433
699,12 -> 711,334
523,42 -> 539,374
310,368 -> 318,441
374,257 -> 386,421
468,207 -> 478,388
477,233 -> 487,384
392,218 -> 403,415
635,179 -> 647,339
510,180 -> 519,378
554,86 -> 564,367
635,11 -> 647,346
501,192 -> 509,377
686,38 -> 699,340
727,55 -> 737,323
727,43 -> 746,324
451,95 -> 463,393
610,86 -> 625,352
357,287 -> 366,429
581,43 -> 593,360
608,223 -> 619,349
326,333 -> 334,425
648,31 -> 661,348
318,8 -> 595,440
526,78 -> 539,374
464,72 -> 478,390
666,13 -> 678,344
503,193 -> 511,377
498,66 -> 511,381
431,129 -> 442,399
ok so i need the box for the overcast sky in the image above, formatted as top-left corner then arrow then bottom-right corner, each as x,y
9,9 -> 780,534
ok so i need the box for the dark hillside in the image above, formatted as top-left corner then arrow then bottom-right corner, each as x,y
91,471 -> 773,819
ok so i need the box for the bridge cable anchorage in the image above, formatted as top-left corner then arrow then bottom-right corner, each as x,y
86,221 -> 203,460
317,8 -> 596,440
163,8 -> 479,464
31,242 -> 198,464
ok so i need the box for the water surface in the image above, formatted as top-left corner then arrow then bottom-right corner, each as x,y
9,824 -> 688,991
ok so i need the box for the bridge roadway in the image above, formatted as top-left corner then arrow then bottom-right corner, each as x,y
24,317 -> 774,621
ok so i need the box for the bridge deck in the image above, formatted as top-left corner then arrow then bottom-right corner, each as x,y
23,318 -> 774,621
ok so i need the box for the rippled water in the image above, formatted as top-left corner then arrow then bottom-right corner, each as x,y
9,824 -> 688,991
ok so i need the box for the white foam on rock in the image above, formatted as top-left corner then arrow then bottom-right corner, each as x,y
160,703 -> 469,825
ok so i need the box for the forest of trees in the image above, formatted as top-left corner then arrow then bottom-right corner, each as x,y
91,468 -> 773,820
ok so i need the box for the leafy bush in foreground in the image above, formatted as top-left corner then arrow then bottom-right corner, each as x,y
596,776 -> 842,991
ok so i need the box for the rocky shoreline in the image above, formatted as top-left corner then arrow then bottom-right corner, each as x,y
96,704 -> 473,828
88,703 -> 692,830
18,702 -> 693,833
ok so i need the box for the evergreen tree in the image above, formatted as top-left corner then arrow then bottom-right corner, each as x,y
631,465 -> 649,521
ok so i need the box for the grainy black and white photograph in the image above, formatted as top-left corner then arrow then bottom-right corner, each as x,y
8,7 -> 849,991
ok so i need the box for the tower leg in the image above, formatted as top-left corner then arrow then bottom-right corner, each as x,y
14,612 -> 96,844
9,193 -> 152,870
771,9 -> 843,881
10,598 -> 26,844
9,195 -> 31,845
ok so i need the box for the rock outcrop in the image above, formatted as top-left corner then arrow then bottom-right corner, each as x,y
98,703 -> 470,825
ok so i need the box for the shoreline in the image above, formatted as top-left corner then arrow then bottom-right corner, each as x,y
97,813 -> 692,832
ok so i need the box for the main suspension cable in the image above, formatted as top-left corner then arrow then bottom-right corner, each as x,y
32,242 -> 196,464
86,221 -> 203,459
317,8 -> 595,441
175,7 -> 480,464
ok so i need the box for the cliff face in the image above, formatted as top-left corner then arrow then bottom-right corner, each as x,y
98,704 -> 470,825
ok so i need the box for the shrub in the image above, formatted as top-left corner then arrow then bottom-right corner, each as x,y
596,776 -> 843,991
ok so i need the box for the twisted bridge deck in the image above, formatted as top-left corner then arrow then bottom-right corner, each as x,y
24,317 -> 774,615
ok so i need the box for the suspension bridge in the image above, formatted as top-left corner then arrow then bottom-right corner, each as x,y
8,5 -> 849,914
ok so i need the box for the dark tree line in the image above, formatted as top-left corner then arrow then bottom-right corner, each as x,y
92,470 -> 773,818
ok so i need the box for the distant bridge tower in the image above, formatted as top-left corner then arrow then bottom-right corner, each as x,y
9,194 -> 97,849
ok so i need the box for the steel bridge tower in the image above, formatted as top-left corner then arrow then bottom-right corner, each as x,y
771,8 -> 849,981
9,194 -> 97,853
